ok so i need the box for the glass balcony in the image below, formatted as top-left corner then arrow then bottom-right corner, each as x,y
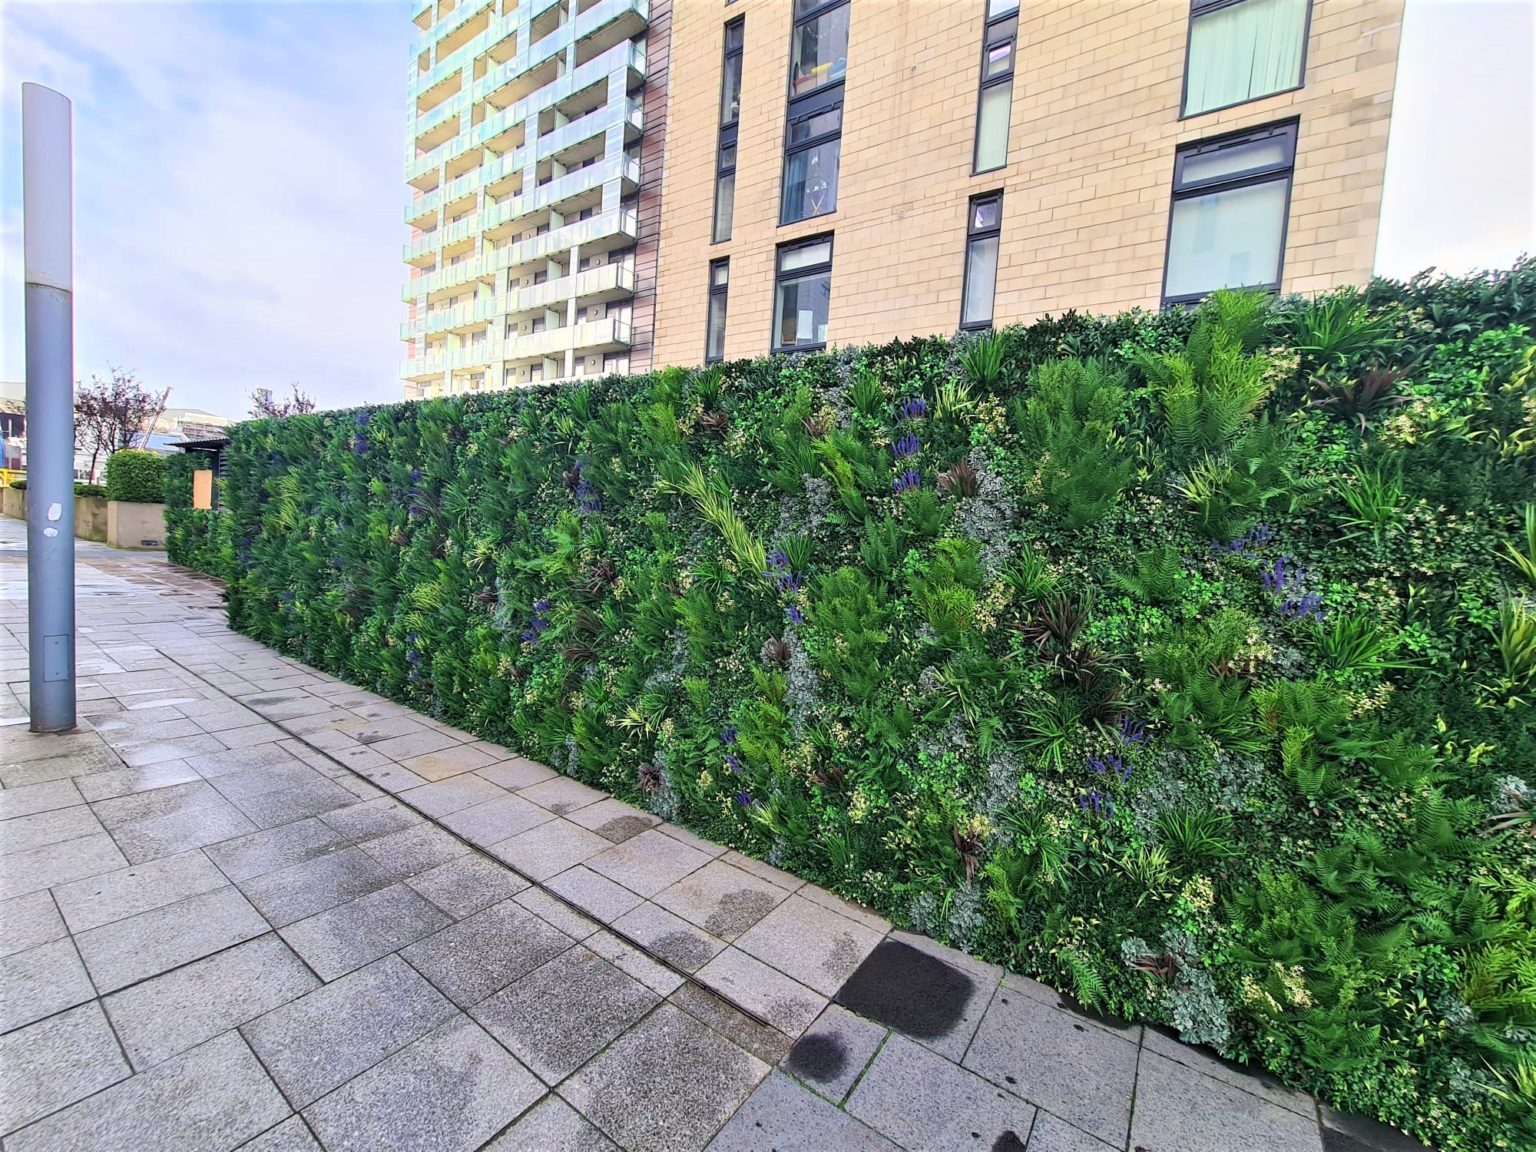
418,0 -> 494,52
505,262 -> 635,318
410,13 -> 516,97
504,316 -> 632,363
400,295 -> 499,340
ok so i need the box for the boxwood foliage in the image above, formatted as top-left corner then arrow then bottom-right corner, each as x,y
103,449 -> 168,504
164,452 -> 230,577
181,271 -> 1536,1151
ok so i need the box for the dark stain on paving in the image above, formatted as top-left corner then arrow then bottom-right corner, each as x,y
597,815 -> 652,842
245,696 -> 293,706
704,889 -> 778,937
833,939 -> 973,1039
784,1032 -> 846,1083
652,930 -> 714,971
992,1131 -> 1027,1151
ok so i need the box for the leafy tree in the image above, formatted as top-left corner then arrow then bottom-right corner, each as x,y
73,367 -> 169,481
249,383 -> 317,419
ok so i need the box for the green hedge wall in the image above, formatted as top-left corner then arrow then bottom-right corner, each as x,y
104,449 -> 168,504
182,267 -> 1536,1150
164,453 -> 230,577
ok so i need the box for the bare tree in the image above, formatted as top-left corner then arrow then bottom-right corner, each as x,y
73,368 -> 171,481
249,383 -> 317,419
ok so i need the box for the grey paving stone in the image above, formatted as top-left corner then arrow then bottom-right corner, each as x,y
849,1033 -> 1037,1152
878,929 -> 1002,1061
0,937 -> 95,1032
472,945 -> 659,1084
317,795 -> 422,841
0,890 -> 67,959
696,947 -> 826,1037
476,756 -> 557,790
587,929 -> 688,997
119,734 -> 228,767
229,777 -> 358,828
237,844 -> 404,927
241,954 -> 457,1108
346,757 -> 431,793
515,886 -> 601,941
0,745 -> 120,788
733,892 -> 886,997
74,885 -> 269,993
490,818 -> 611,881
720,851 -> 804,892
110,799 -> 259,864
400,897 -> 572,1007
399,773 -> 506,817
962,987 -> 1137,1148
405,852 -> 529,919
354,823 -> 469,875
519,774 -> 608,815
75,760 -> 201,802
707,1070 -> 899,1151
1130,1050 -> 1324,1152
670,982 -> 794,1067
397,743 -> 502,781
782,1003 -> 888,1103
547,864 -> 647,923
611,900 -> 727,972
562,1003 -> 768,1152
797,884 -> 889,934
0,805 -> 103,856
1024,1112 -> 1118,1151
484,1095 -> 616,1151
0,730 -> 105,766
999,970 -> 1141,1040
564,796 -> 661,843
0,777 -> 82,819
0,832 -> 128,899
0,1003 -> 130,1137
280,882 -> 452,980
104,933 -> 320,1069
440,792 -> 552,846
586,827 -> 714,898
203,817 -> 349,883
303,1016 -> 544,1152
1140,1025 -> 1314,1117
52,849 -> 229,933
367,729 -> 463,761
6,1029 -> 289,1152
1318,1103 -> 1432,1152
240,1116 -> 323,1152
654,858 -> 794,941
183,743 -> 303,778
203,759 -> 325,801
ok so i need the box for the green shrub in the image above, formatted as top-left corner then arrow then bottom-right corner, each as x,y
104,450 -> 168,504
73,482 -> 106,498
169,273 -> 1536,1152
8,478 -> 25,490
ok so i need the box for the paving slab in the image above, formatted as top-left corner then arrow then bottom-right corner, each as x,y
546,864 -> 647,923
1023,1112 -> 1118,1151
75,760 -> 202,802
696,946 -> 826,1037
353,823 -> 469,875
566,796 -> 662,842
476,756 -> 558,790
400,897 -> 573,1006
490,817 -> 611,880
241,954 -> 457,1108
472,945 -> 659,1084
782,1003 -> 888,1103
519,774 -> 608,815
0,745 -> 121,788
439,792 -> 552,846
734,892 -> 886,997
316,795 -> 422,842
849,1033 -> 1037,1152
73,884 -> 270,993
1130,1049 -> 1324,1152
52,849 -> 229,933
0,936 -> 95,1032
404,851 -> 530,918
104,933 -> 320,1069
0,777 -> 83,819
611,900 -> 728,972
0,889 -> 67,959
398,773 -> 506,817
707,1070 -> 899,1151
0,832 -> 127,899
0,1003 -> 132,1137
236,844 -> 405,926
109,799 -> 259,864
0,804 -> 104,856
240,1116 -> 324,1152
484,1094 -> 617,1150
5,1029 -> 286,1152
228,777 -> 359,828
586,827 -> 714,898
203,817 -> 350,883
654,857 -> 795,941
398,743 -> 503,781
302,1016 -> 544,1152
280,882 -> 452,979
561,1002 -> 769,1152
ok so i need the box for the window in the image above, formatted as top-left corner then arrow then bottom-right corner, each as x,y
1184,0 -> 1310,117
961,192 -> 1003,329
705,259 -> 730,363
972,2 -> 1017,173
781,0 -> 848,225
1164,120 -> 1296,305
772,236 -> 833,353
713,19 -> 744,244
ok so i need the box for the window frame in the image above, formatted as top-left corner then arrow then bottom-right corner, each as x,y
720,16 -> 744,128
712,125 -> 738,244
1160,119 -> 1299,308
771,233 -> 834,355
780,0 -> 848,226
705,258 -> 730,364
712,18 -> 745,245
960,190 -> 1004,331
1178,0 -> 1314,120
971,5 -> 1017,175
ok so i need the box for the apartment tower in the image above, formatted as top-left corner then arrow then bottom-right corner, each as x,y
403,0 -> 1404,395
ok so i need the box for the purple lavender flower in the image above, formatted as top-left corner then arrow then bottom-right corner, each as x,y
1117,715 -> 1146,745
355,410 -> 372,428
1280,591 -> 1324,621
892,468 -> 921,494
1249,523 -> 1274,547
785,605 -> 805,625
898,396 -> 928,421
735,790 -> 753,808
768,551 -> 790,571
892,433 -> 921,460
521,601 -> 552,643
725,752 -> 744,774
1088,752 -> 1125,779
573,479 -> 602,514
351,434 -> 368,457
1077,790 -> 1113,817
721,726 -> 739,746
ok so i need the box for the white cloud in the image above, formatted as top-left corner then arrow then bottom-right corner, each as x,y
2,1 -> 413,414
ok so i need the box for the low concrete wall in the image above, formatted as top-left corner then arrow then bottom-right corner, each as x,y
2,487 -> 24,520
74,496 -> 108,543
106,501 -> 166,550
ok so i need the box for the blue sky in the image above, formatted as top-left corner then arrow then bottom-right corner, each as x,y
2,0 -> 1532,416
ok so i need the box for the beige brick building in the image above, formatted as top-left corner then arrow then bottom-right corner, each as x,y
649,0 -> 1404,367
401,0 -> 1404,393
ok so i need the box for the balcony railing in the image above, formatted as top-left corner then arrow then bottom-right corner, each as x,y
417,0 -> 494,52
504,316 -> 632,362
409,12 -> 516,97
474,5 -> 645,104
508,262 -> 635,315
401,295 -> 500,340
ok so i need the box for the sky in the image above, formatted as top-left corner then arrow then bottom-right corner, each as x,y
1,0 -> 1533,416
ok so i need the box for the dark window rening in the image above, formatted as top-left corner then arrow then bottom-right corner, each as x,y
706,258 -> 730,363
713,17 -> 745,244
772,234 -> 833,353
973,0 -> 1017,174
961,191 -> 1003,329
781,0 -> 848,225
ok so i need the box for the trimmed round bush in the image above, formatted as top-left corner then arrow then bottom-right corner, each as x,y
74,482 -> 106,498
104,450 -> 168,504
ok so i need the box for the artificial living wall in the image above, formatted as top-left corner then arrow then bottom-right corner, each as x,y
173,266 -> 1536,1151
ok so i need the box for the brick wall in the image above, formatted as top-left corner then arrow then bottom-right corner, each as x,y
628,0 -> 674,374
650,0 -> 1404,368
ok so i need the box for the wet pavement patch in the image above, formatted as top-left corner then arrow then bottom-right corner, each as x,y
833,939 -> 973,1039
784,1032 -> 847,1083
992,1131 -> 1027,1151
703,889 -> 778,938
597,816 -> 652,843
